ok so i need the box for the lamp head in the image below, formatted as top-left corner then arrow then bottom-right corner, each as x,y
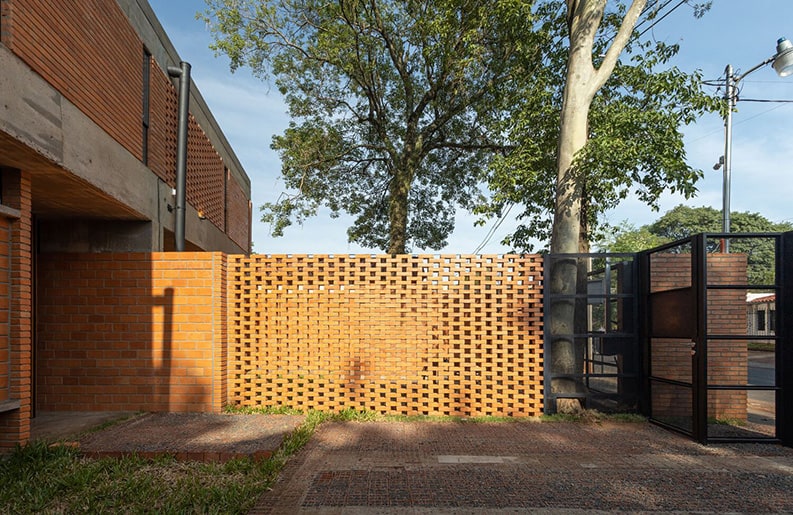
773,37 -> 793,77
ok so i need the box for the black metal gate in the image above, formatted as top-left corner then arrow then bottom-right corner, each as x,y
544,231 -> 792,446
543,253 -> 641,414
643,232 -> 792,445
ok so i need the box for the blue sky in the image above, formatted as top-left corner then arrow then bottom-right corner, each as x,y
147,0 -> 793,254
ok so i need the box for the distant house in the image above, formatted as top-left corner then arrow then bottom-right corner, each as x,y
1,0 -> 252,448
747,293 -> 776,342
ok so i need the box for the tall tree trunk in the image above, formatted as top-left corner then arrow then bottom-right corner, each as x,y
549,0 -> 646,413
387,165 -> 413,254
549,91 -> 592,413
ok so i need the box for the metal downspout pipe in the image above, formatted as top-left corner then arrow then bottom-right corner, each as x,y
168,61 -> 191,252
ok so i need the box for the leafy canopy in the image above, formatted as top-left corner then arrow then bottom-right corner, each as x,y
477,0 -> 720,252
201,0 -> 536,253
600,205 -> 793,284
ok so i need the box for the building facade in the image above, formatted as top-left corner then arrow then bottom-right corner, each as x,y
747,293 -> 776,344
0,0 -> 252,447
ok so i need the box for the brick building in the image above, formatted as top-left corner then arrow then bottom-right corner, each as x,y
0,0 -> 252,447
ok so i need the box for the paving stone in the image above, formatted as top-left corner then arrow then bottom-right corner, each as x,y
251,421 -> 793,514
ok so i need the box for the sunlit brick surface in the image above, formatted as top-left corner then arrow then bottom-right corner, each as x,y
228,254 -> 544,417
36,252 -> 227,414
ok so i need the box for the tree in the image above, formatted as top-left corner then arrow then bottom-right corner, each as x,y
602,205 -> 793,284
596,220 -> 666,252
478,1 -> 717,251
201,0 -> 535,254
479,0 -> 717,412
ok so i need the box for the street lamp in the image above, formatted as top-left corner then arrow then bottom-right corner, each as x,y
714,37 -> 793,252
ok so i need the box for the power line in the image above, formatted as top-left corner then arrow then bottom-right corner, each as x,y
634,0 -> 678,31
637,0 -> 687,38
600,0 -> 680,47
739,98 -> 793,103
472,204 -> 513,255
686,101 -> 792,144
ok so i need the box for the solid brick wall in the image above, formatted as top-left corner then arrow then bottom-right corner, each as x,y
228,254 -> 544,417
706,257 -> 749,420
36,252 -> 227,413
0,169 -> 32,449
650,253 -> 748,422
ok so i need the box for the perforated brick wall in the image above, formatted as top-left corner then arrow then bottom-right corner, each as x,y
228,254 -> 544,417
186,114 -> 225,229
147,57 -> 178,186
225,171 -> 250,251
147,57 -> 245,243
33,253 -> 544,425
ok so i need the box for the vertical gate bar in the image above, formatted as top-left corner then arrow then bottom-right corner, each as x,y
780,232 -> 793,446
638,250 -> 651,417
694,234 -> 709,444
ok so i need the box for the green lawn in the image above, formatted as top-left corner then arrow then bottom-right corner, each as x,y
0,442 -> 283,514
0,411 -> 323,514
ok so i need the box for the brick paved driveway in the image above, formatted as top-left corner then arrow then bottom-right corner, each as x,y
251,421 -> 793,514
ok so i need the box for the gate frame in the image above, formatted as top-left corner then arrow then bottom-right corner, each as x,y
780,231 -> 793,445
544,232 -> 792,447
641,232 -> 791,446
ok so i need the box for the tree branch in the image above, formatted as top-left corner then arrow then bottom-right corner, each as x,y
592,0 -> 647,94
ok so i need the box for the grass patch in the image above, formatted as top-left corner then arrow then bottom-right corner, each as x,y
748,342 -> 775,352
0,443 -> 280,513
709,417 -> 748,427
0,413 -> 324,514
226,405 -> 644,425
225,406 -> 543,424
542,410 -> 646,424
224,404 -> 304,416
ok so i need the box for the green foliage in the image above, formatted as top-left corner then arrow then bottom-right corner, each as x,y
477,0 -> 720,251
201,0 -> 536,253
224,404 -> 305,415
599,205 -> 792,284
647,205 -> 793,240
0,415 -> 330,514
597,221 -> 667,252
650,205 -> 792,285
748,341 -> 775,352
541,410 -> 646,423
